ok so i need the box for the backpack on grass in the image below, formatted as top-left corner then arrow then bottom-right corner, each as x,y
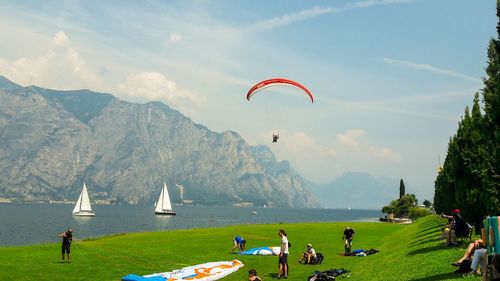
307,269 -> 349,281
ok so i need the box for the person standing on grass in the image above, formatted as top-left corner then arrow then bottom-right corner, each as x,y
58,228 -> 73,263
278,229 -> 289,279
342,226 -> 355,254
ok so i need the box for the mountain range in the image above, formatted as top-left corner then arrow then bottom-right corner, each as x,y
0,76 -> 317,207
306,172 -> 399,210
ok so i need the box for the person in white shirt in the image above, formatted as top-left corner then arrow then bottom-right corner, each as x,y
299,243 -> 317,264
278,229 -> 289,279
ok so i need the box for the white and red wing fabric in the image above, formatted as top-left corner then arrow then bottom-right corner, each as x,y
122,259 -> 244,281
246,78 -> 314,103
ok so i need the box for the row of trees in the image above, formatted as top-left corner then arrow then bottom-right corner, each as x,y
434,1 -> 500,231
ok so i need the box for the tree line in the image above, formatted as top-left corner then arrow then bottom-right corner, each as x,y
434,1 -> 500,231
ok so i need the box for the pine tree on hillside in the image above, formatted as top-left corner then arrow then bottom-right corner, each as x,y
481,1 -> 500,214
399,179 -> 405,199
434,1 -> 500,230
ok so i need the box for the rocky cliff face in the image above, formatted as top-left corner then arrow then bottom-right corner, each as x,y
0,76 -> 317,207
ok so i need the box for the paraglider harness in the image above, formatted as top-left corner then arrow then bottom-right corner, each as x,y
308,269 -> 350,281
344,248 -> 379,256
272,133 -> 279,143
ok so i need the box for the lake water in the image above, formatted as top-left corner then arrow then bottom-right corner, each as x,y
0,203 -> 382,246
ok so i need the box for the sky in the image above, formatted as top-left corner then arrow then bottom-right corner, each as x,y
0,0 -> 496,201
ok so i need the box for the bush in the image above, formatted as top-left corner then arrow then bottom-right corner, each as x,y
408,207 -> 429,220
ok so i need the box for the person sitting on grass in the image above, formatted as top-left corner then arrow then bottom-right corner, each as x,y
299,244 -> 317,264
440,217 -> 454,239
248,269 -> 262,281
452,239 -> 485,266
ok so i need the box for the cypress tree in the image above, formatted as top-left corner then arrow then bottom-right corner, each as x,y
399,179 -> 405,199
435,1 -> 500,229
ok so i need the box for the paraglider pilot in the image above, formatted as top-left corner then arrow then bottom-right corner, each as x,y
272,133 -> 279,143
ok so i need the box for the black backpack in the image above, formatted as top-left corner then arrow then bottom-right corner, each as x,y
308,271 -> 335,281
315,252 -> 324,264
308,269 -> 349,281
455,259 -> 472,274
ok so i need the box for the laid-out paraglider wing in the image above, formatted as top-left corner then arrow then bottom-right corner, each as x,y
246,78 -> 314,103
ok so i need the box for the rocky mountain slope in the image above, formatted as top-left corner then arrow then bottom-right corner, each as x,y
0,76 -> 317,207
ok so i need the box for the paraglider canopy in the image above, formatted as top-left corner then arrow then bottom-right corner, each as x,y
246,78 -> 314,103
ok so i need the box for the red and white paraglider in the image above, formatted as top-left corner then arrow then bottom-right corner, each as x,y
246,78 -> 314,103
246,78 -> 314,143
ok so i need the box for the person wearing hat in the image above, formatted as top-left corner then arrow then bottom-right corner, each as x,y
58,228 -> 73,263
299,243 -> 317,264
248,269 -> 262,281
441,209 -> 470,246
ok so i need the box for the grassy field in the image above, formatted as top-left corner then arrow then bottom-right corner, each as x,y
0,215 -> 482,281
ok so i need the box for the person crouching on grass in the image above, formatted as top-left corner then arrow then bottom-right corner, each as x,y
231,235 -> 246,253
58,228 -> 73,263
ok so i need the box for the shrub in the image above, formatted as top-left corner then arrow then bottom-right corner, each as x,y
408,207 -> 429,220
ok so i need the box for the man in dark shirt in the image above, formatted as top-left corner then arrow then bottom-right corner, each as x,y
58,228 -> 73,263
342,226 -> 355,254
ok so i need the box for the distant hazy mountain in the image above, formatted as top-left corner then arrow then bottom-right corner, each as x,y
0,76 -> 318,207
306,172 -> 398,210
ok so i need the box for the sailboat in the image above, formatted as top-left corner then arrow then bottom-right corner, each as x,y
155,182 -> 176,215
72,182 -> 95,217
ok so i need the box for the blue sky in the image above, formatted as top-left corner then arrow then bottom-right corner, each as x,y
0,0 -> 496,202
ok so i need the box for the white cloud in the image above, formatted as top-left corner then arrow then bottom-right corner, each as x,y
382,57 -> 482,83
0,30 -> 204,115
53,31 -> 70,46
248,6 -> 337,31
247,0 -> 413,31
117,72 -> 205,115
0,31 -> 104,91
168,32 -> 182,43
252,129 -> 400,181
352,0 -> 414,9
336,129 -> 401,161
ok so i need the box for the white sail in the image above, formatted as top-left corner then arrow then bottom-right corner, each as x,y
73,182 -> 94,216
72,190 -> 83,213
154,185 -> 165,213
155,182 -> 175,215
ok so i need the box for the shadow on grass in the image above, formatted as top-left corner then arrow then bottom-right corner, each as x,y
407,245 -> 448,256
418,224 -> 445,234
409,238 -> 443,247
419,223 -> 441,232
267,273 -> 279,279
407,272 -> 459,281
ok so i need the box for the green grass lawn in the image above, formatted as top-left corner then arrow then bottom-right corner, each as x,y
0,215 -> 482,281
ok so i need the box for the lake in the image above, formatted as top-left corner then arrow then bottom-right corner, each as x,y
0,203 -> 382,246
